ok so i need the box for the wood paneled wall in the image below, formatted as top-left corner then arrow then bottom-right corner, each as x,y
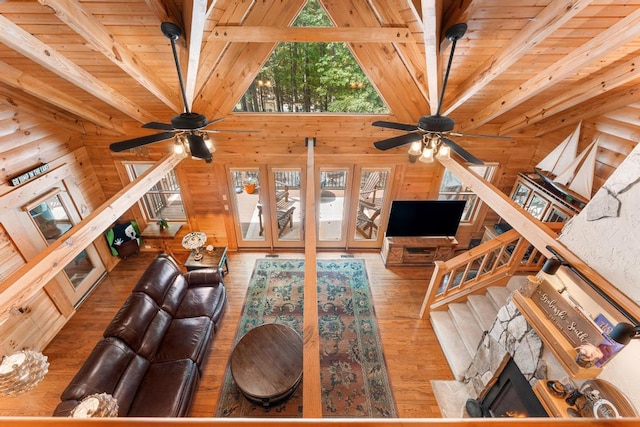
0,105 -> 112,352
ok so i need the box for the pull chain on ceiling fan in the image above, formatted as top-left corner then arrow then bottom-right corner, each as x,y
372,23 -> 510,165
109,22 -> 256,163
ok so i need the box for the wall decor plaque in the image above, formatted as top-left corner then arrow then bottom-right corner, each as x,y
9,163 -> 50,186
531,279 -> 604,348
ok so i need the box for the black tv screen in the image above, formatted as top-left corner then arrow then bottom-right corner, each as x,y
386,200 -> 466,237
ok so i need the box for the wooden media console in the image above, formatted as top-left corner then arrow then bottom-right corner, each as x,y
381,236 -> 458,266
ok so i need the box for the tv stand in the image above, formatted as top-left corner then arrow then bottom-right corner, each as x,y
381,236 -> 458,266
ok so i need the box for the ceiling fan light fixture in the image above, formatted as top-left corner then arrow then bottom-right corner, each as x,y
201,132 -> 215,152
419,147 -> 434,163
437,145 -> 451,159
173,141 -> 185,155
408,141 -> 422,156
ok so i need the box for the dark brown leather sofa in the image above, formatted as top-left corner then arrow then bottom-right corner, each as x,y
53,254 -> 226,417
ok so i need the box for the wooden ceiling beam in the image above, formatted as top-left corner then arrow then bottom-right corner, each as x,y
369,0 -> 429,109
208,26 -> 413,42
0,15 -> 157,124
183,0 -> 209,109
0,86 -> 87,134
39,0 -> 182,113
0,61 -> 123,134
195,0 -> 306,116
442,0 -> 593,116
500,54 -> 640,135
144,0 -> 186,47
194,0 -> 257,98
421,0 -> 441,114
533,84 -> 640,136
462,7 -> 640,134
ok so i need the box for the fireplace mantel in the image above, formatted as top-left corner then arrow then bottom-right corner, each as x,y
512,289 -> 602,379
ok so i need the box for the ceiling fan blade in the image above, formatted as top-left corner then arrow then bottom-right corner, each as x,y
202,117 -> 225,128
440,136 -> 483,165
374,133 -> 421,150
142,121 -> 174,131
449,131 -> 511,139
203,129 -> 261,133
109,131 -> 176,152
372,120 -> 419,132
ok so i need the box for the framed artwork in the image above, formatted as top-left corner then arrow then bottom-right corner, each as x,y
594,313 -> 625,367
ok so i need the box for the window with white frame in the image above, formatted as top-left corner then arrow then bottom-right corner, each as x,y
438,164 -> 497,223
124,163 -> 186,221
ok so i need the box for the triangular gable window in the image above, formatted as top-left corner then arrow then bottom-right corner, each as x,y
234,0 -> 388,114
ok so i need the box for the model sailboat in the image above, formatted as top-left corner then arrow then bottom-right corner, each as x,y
534,121 -> 599,204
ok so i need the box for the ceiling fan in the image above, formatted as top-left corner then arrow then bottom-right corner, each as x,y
372,23 -> 509,165
109,22 -> 250,163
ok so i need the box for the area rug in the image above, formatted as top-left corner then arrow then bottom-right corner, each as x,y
215,258 -> 396,417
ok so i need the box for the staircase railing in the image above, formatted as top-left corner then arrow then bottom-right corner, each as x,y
418,223 -> 555,318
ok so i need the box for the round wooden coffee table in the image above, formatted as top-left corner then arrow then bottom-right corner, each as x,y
230,323 -> 303,407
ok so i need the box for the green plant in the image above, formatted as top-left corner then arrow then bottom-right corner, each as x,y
244,177 -> 257,185
157,218 -> 169,230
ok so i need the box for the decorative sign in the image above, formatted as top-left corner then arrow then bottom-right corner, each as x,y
9,164 -> 50,186
531,279 -> 604,348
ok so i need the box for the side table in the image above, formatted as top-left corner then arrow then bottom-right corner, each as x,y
184,246 -> 229,275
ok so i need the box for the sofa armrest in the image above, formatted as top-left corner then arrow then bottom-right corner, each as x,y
184,268 -> 223,287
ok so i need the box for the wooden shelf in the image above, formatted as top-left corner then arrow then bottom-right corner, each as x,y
512,290 -> 602,380
533,381 -> 572,418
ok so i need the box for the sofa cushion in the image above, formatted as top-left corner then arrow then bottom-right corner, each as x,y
112,354 -> 150,416
60,337 -> 140,401
184,268 -> 223,287
155,317 -> 213,368
133,254 -> 182,305
160,274 -> 188,316
175,284 -> 226,325
127,359 -> 199,417
104,292 -> 164,354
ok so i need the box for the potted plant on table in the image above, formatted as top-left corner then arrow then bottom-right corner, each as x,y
157,218 -> 169,230
243,177 -> 257,194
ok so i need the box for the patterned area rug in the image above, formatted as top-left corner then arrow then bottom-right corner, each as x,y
215,258 -> 396,417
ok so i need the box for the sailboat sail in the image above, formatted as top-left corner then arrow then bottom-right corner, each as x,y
536,121 -> 581,176
554,138 -> 599,200
534,121 -> 599,202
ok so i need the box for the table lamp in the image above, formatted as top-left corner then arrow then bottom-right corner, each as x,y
182,231 -> 207,261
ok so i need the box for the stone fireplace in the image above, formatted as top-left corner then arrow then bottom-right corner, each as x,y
432,293 -> 563,418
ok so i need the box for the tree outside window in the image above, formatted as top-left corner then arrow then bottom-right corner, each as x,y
124,163 -> 186,221
438,165 -> 497,223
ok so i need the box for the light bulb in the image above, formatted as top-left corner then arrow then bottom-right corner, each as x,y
418,147 -> 434,163
438,145 -> 451,159
174,142 -> 184,154
408,141 -> 422,156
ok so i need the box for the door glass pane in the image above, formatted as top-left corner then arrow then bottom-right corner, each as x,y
231,169 -> 265,241
29,194 -> 95,290
354,170 -> 388,241
272,169 -> 302,241
319,169 -> 347,241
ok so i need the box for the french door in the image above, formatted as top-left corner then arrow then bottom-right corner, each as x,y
317,165 -> 393,248
228,166 -> 304,248
229,165 -> 393,249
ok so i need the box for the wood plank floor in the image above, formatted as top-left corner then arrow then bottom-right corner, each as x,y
0,250 -> 452,418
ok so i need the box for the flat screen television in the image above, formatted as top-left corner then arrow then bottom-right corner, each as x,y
386,200 -> 466,237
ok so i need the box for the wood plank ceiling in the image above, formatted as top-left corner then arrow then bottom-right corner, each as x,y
1,0 -> 640,178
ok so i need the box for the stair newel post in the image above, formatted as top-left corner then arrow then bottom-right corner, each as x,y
420,260 -> 449,319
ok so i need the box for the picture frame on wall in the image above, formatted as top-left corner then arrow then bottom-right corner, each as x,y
595,313 -> 625,367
